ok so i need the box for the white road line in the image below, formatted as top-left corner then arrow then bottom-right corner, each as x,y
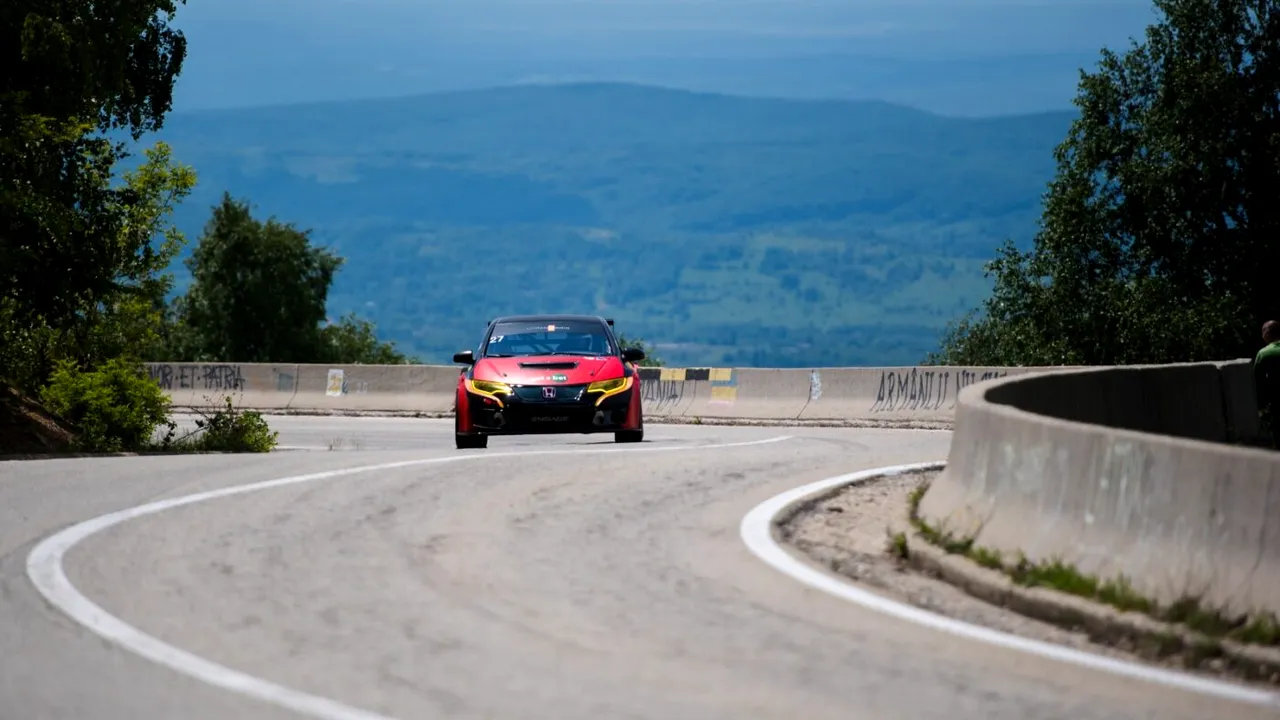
26,435 -> 793,720
739,461 -> 1280,710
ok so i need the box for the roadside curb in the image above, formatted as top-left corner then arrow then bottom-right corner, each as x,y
887,489 -> 1280,685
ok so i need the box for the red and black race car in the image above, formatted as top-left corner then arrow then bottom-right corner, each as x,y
451,314 -> 647,449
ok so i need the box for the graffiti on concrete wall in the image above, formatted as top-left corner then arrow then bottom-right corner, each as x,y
147,363 -> 246,391
869,367 -> 1007,413
641,377 -> 687,414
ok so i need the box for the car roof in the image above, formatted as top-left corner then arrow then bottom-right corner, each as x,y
489,314 -> 609,326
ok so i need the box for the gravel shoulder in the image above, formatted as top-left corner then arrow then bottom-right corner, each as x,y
777,469 -> 1280,690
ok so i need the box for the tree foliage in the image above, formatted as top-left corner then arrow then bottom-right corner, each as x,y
0,1 -> 400,453
1,0 -> 188,334
169,193 -> 342,362
167,193 -> 411,364
614,332 -> 663,367
931,0 -> 1279,366
320,312 -> 418,365
0,140 -> 195,390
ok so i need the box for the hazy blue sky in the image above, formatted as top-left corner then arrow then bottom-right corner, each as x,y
167,0 -> 1160,114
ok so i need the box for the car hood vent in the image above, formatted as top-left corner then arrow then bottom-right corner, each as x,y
518,361 -> 579,370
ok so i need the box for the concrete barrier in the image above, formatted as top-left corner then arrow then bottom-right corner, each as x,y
629,365 -> 1074,422
637,367 -> 705,418
288,364 -> 457,413
635,367 -> 813,421
798,366 -> 1042,422
917,360 -> 1280,617
145,362 -> 458,414
146,362 -> 299,408
146,361 -> 1077,423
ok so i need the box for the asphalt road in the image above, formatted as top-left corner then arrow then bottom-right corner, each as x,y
1,417 -> 1274,719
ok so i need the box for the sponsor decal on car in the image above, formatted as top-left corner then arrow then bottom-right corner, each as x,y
552,373 -> 568,382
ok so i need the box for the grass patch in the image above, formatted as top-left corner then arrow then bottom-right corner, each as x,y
887,530 -> 910,561
1095,575 -> 1154,614
1235,613 -> 1280,645
904,479 -> 974,555
904,475 -> 1279,650
969,546 -> 1004,570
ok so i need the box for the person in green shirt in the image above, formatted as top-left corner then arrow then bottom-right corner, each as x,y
1255,320 -> 1280,449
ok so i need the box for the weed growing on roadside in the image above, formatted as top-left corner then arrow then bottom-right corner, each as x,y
887,530 -> 910,560
156,395 -> 278,453
969,546 -> 1003,570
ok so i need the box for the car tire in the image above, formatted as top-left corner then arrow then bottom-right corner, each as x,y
614,429 -> 643,443
456,433 -> 488,449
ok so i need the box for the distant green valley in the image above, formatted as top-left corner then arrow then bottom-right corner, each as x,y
145,82 -> 1076,367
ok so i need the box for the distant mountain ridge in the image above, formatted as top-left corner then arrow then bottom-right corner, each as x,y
169,0 -> 1157,115
146,82 -> 1076,367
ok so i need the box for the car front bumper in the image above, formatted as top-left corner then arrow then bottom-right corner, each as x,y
463,382 -> 636,434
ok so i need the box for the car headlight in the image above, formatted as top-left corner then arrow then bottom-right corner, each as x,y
466,378 -> 513,406
587,377 -> 629,393
587,376 -> 632,404
469,379 -> 512,395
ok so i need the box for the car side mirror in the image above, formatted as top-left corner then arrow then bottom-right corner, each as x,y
621,347 -> 646,363
453,350 -> 475,364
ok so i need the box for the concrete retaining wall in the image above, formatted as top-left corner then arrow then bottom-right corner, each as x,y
917,360 -> 1280,616
142,361 -> 1070,422
799,365 -> 1042,421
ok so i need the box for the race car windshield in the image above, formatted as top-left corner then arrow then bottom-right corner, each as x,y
484,321 -> 615,357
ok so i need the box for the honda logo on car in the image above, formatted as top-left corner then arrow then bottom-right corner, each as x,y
542,387 -> 556,399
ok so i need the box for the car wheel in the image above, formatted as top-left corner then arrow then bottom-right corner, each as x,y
614,429 -> 643,443
456,433 -> 488,449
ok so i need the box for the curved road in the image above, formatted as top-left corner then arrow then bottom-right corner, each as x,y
0,417 -> 1272,719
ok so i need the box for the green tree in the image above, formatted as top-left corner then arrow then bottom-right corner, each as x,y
0,142 -> 196,390
320,312 -> 417,364
171,194 -> 408,364
1,0 -> 188,334
614,332 -> 663,366
931,0 -> 1279,367
172,193 -> 343,362
74,143 -> 197,361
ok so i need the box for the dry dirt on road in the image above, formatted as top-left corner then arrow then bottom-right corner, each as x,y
777,470 -> 1118,652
